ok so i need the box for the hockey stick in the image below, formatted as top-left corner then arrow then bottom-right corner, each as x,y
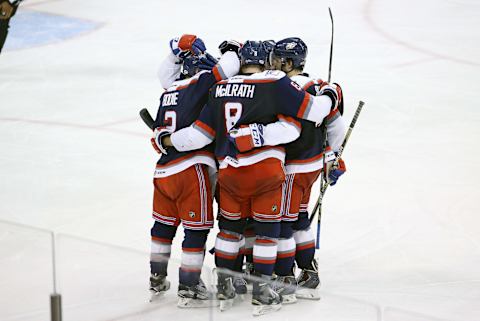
139,108 -> 155,130
327,7 -> 334,83
310,101 -> 365,248
315,7 -> 335,249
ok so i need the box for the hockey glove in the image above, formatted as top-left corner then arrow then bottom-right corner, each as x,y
150,127 -> 172,155
197,53 -> 218,70
0,1 -> 15,19
327,158 -> 346,186
319,83 -> 342,111
218,40 -> 242,55
170,34 -> 206,58
229,123 -> 264,152
333,82 -> 344,115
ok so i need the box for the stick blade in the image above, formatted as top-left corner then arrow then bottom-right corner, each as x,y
139,108 -> 155,130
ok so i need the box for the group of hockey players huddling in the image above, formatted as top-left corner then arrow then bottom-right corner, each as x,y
148,34 -> 347,316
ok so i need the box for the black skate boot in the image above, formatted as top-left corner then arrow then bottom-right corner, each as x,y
177,279 -> 213,308
296,258 -> 321,300
149,273 -> 170,302
272,274 -> 297,304
216,271 -> 236,311
233,274 -> 248,296
251,274 -> 282,316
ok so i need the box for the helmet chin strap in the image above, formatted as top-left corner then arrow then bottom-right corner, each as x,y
281,60 -> 294,75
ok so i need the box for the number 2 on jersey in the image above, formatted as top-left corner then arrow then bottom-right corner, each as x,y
164,110 -> 177,131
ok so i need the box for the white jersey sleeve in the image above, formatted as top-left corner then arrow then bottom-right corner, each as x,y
216,51 -> 240,79
326,112 -> 346,152
157,52 -> 181,89
262,115 -> 301,146
170,125 -> 213,152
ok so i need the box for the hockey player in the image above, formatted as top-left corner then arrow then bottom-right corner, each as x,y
154,40 -> 342,315
268,37 -> 346,301
148,34 -> 240,308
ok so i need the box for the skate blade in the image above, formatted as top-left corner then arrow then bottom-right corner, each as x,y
281,293 -> 297,304
252,303 -> 282,316
219,298 -> 234,311
149,291 -> 167,302
235,294 -> 246,302
177,298 -> 219,308
295,288 -> 321,300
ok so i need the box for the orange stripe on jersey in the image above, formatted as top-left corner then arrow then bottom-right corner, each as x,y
176,79 -> 199,91
286,147 -> 333,165
302,80 -> 316,91
326,108 -> 339,120
296,93 -> 311,119
212,66 -> 222,82
278,114 -> 301,129
194,120 -> 216,137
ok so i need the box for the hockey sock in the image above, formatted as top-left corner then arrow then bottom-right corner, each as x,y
293,227 -> 316,270
215,229 -> 242,273
253,236 -> 278,276
150,222 -> 177,275
275,237 -> 296,276
244,227 -> 255,266
233,237 -> 246,272
179,229 -> 209,286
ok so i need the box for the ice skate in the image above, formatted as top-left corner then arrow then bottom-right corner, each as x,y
296,259 -> 321,300
177,279 -> 216,308
272,275 -> 297,304
149,273 -> 170,302
251,275 -> 282,316
217,272 -> 236,311
233,274 -> 248,298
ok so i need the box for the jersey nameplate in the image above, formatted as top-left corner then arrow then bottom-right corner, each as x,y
162,92 -> 179,107
215,84 -> 255,99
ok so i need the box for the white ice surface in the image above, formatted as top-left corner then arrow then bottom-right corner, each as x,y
1,0 -> 480,320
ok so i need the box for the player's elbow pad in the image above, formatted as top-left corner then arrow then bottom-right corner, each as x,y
305,95 -> 332,124
216,51 -> 240,78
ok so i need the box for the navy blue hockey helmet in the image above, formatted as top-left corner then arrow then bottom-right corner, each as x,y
239,40 -> 269,66
271,37 -> 308,69
263,40 -> 276,68
181,54 -> 201,77
263,40 -> 276,54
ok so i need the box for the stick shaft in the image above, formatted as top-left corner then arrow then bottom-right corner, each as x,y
327,7 -> 334,83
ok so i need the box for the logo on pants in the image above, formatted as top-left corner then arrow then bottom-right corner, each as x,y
189,211 -> 196,218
